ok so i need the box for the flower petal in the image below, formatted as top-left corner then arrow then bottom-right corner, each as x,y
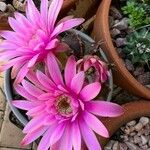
83,111 -> 109,138
72,121 -> 81,150
36,70 -> 56,90
12,100 -> 37,110
80,82 -> 101,101
37,124 -> 57,150
48,0 -> 63,33
21,126 -> 47,146
15,85 -> 37,101
47,53 -> 64,85
54,18 -> 85,36
79,118 -> 101,150
50,123 -> 66,146
86,101 -> 124,117
71,71 -> 84,94
22,79 -> 44,97
23,114 -> 46,133
26,0 -> 40,27
65,56 -> 76,86
27,54 -> 40,68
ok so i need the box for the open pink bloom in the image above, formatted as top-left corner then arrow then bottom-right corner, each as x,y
77,55 -> 109,84
0,0 -> 84,83
12,53 -> 123,150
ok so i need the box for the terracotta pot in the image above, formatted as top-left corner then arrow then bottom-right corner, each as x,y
92,0 -> 150,99
0,0 -> 77,31
99,101 -> 150,148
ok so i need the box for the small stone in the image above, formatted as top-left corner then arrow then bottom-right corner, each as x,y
115,38 -> 127,47
125,59 -> 134,72
113,18 -> 128,30
119,143 -> 128,150
110,6 -> 123,19
117,48 -> 126,58
148,139 -> 150,146
110,28 -> 121,37
139,117 -> 149,126
7,4 -> 15,13
141,135 -> 148,145
125,142 -> 141,150
134,122 -> 143,131
0,2 -> 7,12
124,126 -> 131,135
123,135 -> 129,142
141,145 -> 148,150
133,135 -> 141,144
137,72 -> 150,85
127,120 -> 136,127
109,16 -> 115,27
104,140 -> 115,150
133,67 -> 145,76
112,141 -> 119,150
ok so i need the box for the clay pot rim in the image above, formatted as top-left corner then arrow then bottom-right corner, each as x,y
100,100 -> 150,147
93,0 -> 150,99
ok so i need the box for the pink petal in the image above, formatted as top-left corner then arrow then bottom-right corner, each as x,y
86,101 -> 124,117
38,93 -> 52,101
14,63 -> 30,84
26,105 -> 45,117
26,0 -> 40,27
37,125 -> 57,150
56,15 -> 74,25
83,111 -> 109,138
15,85 -> 37,101
80,82 -> 101,101
26,70 -> 48,92
27,54 -> 39,68
45,39 -> 59,50
72,121 -> 81,150
36,70 -> 56,90
0,41 -> 19,50
12,100 -> 36,110
79,118 -> 101,150
59,124 -> 72,150
54,18 -> 85,36
21,126 -> 47,146
65,56 -> 76,86
50,23 -> 63,38
40,0 -> 48,29
54,42 -> 70,53
22,79 -> 44,97
8,17 -> 29,35
48,0 -> 63,33
23,114 -> 46,133
50,123 -> 66,146
71,72 -> 84,94
47,53 -> 64,85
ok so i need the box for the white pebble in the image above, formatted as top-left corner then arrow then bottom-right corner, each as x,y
127,120 -> 136,127
0,2 -> 7,12
139,117 -> 149,126
134,122 -> 143,131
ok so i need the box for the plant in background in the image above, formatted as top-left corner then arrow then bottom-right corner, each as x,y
13,53 -> 124,150
122,1 -> 150,29
77,55 -> 109,84
0,0 -> 124,149
123,28 -> 150,69
0,0 -> 84,84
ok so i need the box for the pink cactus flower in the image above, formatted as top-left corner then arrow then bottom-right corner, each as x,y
0,0 -> 84,83
12,53 -> 124,150
77,55 -> 109,84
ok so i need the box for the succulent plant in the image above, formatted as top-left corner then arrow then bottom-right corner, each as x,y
123,28 -> 150,69
122,0 -> 150,29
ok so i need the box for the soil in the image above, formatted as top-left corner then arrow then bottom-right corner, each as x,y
109,1 -> 150,88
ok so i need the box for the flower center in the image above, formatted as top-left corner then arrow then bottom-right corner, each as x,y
56,95 -> 73,116
85,66 -> 96,83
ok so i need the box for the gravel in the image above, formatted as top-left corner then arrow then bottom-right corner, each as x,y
104,117 -> 150,150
